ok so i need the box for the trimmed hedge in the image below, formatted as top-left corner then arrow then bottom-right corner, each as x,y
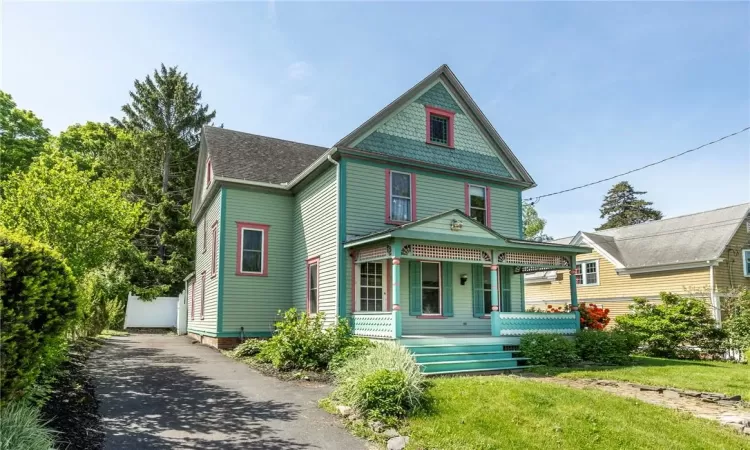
575,330 -> 638,365
520,333 -> 579,367
1,228 -> 78,401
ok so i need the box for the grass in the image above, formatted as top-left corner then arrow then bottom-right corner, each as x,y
0,402 -> 56,450
530,356 -> 750,398
406,376 -> 749,450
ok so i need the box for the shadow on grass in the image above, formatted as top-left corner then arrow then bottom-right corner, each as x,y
89,339 -> 312,450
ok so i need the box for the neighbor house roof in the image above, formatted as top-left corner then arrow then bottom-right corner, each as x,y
202,126 -> 327,185
570,203 -> 750,273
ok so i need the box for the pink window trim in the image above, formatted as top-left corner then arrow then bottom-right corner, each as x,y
200,272 -> 206,320
425,105 -> 455,148
235,222 -> 270,276
206,159 -> 212,187
190,280 -> 195,320
306,256 -> 320,314
465,184 -> 492,228
211,220 -> 218,278
384,169 -> 417,225
385,260 -> 392,312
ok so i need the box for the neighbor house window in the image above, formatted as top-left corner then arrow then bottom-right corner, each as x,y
386,170 -> 415,223
421,262 -> 441,315
483,266 -> 496,314
235,222 -> 269,276
743,249 -> 750,277
211,221 -> 218,277
574,260 -> 599,286
425,106 -> 455,147
307,258 -> 319,313
358,262 -> 385,312
200,272 -> 206,320
466,184 -> 491,226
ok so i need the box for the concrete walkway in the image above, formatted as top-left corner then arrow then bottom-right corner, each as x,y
89,334 -> 367,449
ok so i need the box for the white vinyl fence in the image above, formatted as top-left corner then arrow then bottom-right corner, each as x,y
124,294 -> 179,329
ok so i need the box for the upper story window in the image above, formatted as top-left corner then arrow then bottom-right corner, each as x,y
743,249 -> 750,277
466,184 -> 491,226
211,221 -> 218,277
386,169 -> 415,223
425,106 -> 455,148
574,260 -> 599,286
202,218 -> 207,253
236,222 -> 269,276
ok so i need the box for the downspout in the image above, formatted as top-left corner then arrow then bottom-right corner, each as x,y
328,155 -> 340,321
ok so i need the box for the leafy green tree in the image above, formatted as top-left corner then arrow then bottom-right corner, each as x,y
523,202 -> 552,241
0,91 -> 50,179
0,151 -> 143,278
596,181 -> 662,230
111,64 -> 215,295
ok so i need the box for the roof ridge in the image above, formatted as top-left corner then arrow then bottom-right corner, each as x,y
203,125 -> 328,150
593,202 -> 749,233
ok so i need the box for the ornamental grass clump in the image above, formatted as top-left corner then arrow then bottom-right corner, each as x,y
0,402 -> 56,450
332,343 -> 428,422
233,339 -> 267,358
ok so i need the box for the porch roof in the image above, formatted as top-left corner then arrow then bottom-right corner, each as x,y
343,209 -> 590,255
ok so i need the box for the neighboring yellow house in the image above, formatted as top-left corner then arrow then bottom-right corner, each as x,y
525,203 -> 750,321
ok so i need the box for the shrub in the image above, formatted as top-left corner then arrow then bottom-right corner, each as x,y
579,302 -> 611,330
257,309 -> 360,370
329,337 -> 373,370
233,339 -> 267,358
0,228 -> 78,402
615,293 -> 726,359
520,333 -> 579,366
575,330 -> 638,365
105,298 -> 126,330
723,289 -> 750,358
332,343 -> 427,421
0,402 -> 56,450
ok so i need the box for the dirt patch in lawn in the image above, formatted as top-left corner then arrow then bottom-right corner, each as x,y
521,374 -> 750,435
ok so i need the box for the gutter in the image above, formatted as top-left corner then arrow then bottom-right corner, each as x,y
328,155 -> 341,320
616,259 -> 724,275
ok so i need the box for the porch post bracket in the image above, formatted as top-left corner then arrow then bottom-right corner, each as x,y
490,263 -> 501,337
391,240 -> 402,339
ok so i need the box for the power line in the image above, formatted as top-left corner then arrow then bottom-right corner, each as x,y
525,126 -> 750,204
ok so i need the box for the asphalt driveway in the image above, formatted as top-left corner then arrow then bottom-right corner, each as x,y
89,334 -> 368,449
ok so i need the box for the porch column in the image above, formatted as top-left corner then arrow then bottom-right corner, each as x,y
391,241 -> 402,339
490,264 -> 501,337
569,255 -> 580,330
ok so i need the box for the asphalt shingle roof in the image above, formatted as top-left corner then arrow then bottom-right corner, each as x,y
203,126 -> 327,185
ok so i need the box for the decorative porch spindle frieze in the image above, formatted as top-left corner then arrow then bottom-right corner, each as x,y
401,244 -> 487,262
497,252 -> 570,268
355,246 -> 390,262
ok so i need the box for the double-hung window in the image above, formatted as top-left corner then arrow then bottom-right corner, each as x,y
574,260 -> 599,286
467,185 -> 490,226
358,262 -> 384,312
211,221 -> 218,277
421,262 -> 441,315
388,170 -> 414,223
307,258 -> 319,313
200,272 -> 206,320
236,222 -> 269,276
743,249 -> 750,277
483,266 -> 495,314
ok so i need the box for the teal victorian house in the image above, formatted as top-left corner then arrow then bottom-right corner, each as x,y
186,65 -> 589,374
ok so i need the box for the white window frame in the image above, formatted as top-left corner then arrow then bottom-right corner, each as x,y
307,260 -> 319,314
239,227 -> 265,275
482,265 -> 498,315
743,249 -> 750,277
575,260 -> 600,286
421,261 -> 442,315
389,170 -> 413,222
469,185 -> 487,225
356,262 -> 386,312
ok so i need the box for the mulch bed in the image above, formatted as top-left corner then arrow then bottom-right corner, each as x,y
40,338 -> 105,450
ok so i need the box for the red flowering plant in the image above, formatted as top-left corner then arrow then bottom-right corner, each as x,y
578,302 -> 610,330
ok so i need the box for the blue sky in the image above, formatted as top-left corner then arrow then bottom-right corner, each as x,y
3,1 -> 749,237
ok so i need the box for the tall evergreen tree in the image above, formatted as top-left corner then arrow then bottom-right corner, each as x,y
596,181 -> 662,230
112,64 -> 216,295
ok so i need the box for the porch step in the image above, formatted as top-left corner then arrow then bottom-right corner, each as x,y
404,344 -> 505,354
419,358 -> 522,374
425,365 -> 540,376
414,351 -> 516,363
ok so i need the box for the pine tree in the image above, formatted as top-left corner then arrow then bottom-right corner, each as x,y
112,64 -> 216,296
596,181 -> 662,230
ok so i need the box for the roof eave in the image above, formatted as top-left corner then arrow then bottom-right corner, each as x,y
616,259 -> 723,275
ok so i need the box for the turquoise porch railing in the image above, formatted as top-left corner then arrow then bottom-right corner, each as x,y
496,312 -> 578,336
351,313 -> 394,339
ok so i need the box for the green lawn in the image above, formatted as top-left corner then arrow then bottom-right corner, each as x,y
406,377 -> 748,450
530,356 -> 750,399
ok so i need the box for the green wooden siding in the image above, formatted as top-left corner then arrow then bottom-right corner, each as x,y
221,188 -> 294,335
407,211 -> 497,239
188,190 -> 222,335
292,167 -> 339,324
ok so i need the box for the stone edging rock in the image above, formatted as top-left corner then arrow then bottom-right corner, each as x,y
335,404 -> 410,449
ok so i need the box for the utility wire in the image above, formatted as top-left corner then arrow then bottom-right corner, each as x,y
525,126 -> 750,204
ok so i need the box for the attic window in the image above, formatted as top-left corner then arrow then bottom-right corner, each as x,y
425,106 -> 455,147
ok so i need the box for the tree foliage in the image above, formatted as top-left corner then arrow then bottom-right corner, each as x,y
0,91 -> 50,179
597,181 -> 662,230
723,289 -> 750,355
522,202 -> 552,241
0,151 -> 143,278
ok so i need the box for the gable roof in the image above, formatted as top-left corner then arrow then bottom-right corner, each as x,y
571,203 -> 750,272
202,126 -> 327,185
335,64 -> 535,188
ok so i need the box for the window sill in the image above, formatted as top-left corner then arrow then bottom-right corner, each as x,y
385,219 -> 413,226
416,315 -> 448,319
352,311 -> 390,315
425,140 -> 454,150
211,273 -> 217,279
576,283 -> 600,287
235,271 -> 268,277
